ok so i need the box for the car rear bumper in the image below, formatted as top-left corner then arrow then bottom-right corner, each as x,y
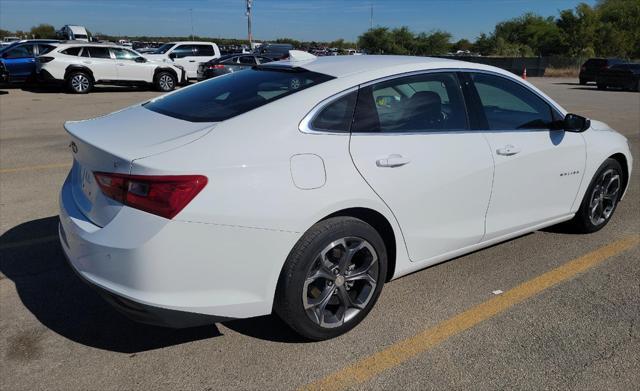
58,172 -> 297,327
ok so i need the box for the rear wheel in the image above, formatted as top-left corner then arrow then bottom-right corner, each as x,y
67,72 -> 92,94
569,159 -> 623,233
155,71 -> 176,92
579,78 -> 587,85
275,217 -> 387,340
597,83 -> 607,90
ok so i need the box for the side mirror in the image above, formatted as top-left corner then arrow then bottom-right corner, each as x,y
563,113 -> 590,132
135,56 -> 146,63
168,52 -> 176,60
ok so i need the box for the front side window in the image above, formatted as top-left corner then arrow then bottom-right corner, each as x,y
311,91 -> 358,132
113,48 -> 138,60
152,43 -> 175,54
37,44 -> 56,55
470,73 -> 553,130
144,68 -> 334,122
171,45 -> 194,58
352,72 -> 468,132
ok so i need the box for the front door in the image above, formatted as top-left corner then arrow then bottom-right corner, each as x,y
466,72 -> 586,239
349,72 -> 494,262
112,48 -> 149,81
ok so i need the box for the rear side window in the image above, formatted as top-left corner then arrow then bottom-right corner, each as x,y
4,45 -> 33,59
311,91 -> 357,132
144,68 -> 334,122
194,45 -> 214,56
352,72 -> 468,132
82,47 -> 111,59
239,56 -> 257,65
61,47 -> 82,56
471,73 -> 553,130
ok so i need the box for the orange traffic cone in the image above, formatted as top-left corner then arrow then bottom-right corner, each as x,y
522,67 -> 527,80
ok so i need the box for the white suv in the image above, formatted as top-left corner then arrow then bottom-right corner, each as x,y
143,41 -> 220,80
36,43 -> 186,93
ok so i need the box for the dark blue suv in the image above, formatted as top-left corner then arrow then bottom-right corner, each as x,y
0,40 -> 58,82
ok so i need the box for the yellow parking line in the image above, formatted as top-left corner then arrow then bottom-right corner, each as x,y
301,234 -> 640,391
0,163 -> 70,174
0,235 -> 58,250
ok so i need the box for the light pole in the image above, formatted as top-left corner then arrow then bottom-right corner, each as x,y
189,8 -> 194,40
246,0 -> 253,48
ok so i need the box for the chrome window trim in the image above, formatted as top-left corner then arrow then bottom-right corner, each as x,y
299,86 -> 358,135
299,67 -> 564,135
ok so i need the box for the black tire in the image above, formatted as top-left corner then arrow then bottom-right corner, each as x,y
154,71 -> 176,92
579,78 -> 587,85
275,216 -> 387,340
66,72 -> 92,94
597,83 -> 606,90
636,80 -> 640,93
568,158 -> 624,233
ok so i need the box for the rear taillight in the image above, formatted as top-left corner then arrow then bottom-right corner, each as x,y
38,56 -> 54,63
94,172 -> 207,219
207,64 -> 225,70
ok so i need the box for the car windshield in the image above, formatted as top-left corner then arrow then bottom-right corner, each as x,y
152,43 -> 175,54
144,67 -> 334,122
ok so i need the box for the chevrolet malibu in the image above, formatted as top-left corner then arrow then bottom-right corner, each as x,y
59,54 -> 633,340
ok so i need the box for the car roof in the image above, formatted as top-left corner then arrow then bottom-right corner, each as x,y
169,41 -> 216,45
265,55 -> 496,78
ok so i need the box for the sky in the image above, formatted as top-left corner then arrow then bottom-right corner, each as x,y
0,0 -> 597,42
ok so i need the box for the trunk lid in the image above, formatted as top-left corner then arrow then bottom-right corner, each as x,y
65,105 -> 215,227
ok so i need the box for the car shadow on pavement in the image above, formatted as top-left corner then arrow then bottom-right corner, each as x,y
0,216 -> 222,353
1,216 -> 308,351
20,84 -> 150,94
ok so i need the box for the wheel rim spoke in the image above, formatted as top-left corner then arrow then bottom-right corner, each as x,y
588,168 -> 620,226
303,236 -> 379,328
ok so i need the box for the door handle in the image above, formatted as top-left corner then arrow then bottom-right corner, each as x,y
188,60 -> 196,62
496,145 -> 521,156
117,63 -> 125,66
376,154 -> 411,168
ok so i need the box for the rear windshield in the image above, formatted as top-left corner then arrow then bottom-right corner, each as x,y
144,67 -> 334,122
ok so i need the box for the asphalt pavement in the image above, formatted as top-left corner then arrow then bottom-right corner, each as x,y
0,78 -> 639,390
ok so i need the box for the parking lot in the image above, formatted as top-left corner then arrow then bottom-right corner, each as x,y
1,78 -> 639,390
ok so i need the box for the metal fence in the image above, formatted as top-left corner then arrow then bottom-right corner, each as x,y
439,56 -> 548,77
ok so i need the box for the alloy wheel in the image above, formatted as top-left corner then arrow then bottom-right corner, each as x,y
71,75 -> 89,93
588,168 -> 620,226
159,74 -> 174,91
303,237 -> 378,328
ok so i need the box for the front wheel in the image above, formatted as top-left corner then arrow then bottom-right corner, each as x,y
155,72 -> 176,92
579,78 -> 587,85
597,83 -> 607,90
569,158 -> 623,233
275,217 -> 387,340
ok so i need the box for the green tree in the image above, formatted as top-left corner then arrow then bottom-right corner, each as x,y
472,33 -> 496,56
595,0 -> 640,57
29,23 -> 57,39
452,38 -> 472,52
413,30 -> 452,55
358,27 -> 395,54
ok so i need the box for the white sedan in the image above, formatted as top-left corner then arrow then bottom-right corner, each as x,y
59,54 -> 632,340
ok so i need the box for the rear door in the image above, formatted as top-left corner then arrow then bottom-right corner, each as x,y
348,71 -> 494,262
2,44 -> 36,79
465,72 -> 585,239
81,47 -> 117,80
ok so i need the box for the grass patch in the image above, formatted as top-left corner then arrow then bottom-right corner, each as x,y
544,67 -> 580,78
